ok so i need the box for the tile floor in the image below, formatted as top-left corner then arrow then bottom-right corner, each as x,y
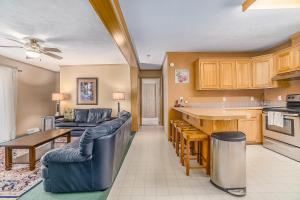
107,126 -> 300,200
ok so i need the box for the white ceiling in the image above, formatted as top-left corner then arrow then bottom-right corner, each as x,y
119,0 -> 300,69
0,0 -> 126,71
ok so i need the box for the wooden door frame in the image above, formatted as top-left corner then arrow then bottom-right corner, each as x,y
139,73 -> 163,125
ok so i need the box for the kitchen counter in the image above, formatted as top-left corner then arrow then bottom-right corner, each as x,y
173,107 -> 251,120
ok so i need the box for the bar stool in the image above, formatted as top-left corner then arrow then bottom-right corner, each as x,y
172,121 -> 189,148
170,120 -> 184,142
180,130 -> 210,176
175,125 -> 198,156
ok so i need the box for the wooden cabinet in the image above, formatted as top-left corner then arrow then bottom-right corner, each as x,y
236,60 -> 252,89
275,47 -> 293,73
237,110 -> 262,144
219,60 -> 236,89
293,44 -> 300,70
195,60 -> 220,90
252,55 -> 273,88
194,57 -> 276,90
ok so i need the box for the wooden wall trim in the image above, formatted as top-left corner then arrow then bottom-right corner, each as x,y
89,0 -> 139,68
242,0 -> 256,11
130,67 -> 140,131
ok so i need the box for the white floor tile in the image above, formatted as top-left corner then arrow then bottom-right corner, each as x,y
107,126 -> 300,200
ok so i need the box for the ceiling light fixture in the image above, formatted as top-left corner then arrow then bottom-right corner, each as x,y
25,49 -> 41,58
243,0 -> 300,11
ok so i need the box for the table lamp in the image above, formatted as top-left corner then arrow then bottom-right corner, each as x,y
52,93 -> 65,116
113,92 -> 125,116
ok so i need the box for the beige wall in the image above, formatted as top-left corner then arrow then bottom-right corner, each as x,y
0,55 -> 58,136
264,80 -> 300,101
60,64 -> 131,116
166,52 -> 265,123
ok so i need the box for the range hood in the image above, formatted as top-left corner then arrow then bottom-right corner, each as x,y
272,70 -> 300,81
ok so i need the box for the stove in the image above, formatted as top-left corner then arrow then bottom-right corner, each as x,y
263,94 -> 300,162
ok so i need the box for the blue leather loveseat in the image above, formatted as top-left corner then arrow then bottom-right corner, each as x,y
41,111 -> 132,193
55,108 -> 113,137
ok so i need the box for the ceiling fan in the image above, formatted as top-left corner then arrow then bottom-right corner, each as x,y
0,37 -> 63,60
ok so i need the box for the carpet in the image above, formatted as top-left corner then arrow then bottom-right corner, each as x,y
19,132 -> 135,200
0,137 -> 74,199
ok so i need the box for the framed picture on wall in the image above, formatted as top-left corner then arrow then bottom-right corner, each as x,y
175,69 -> 189,84
77,78 -> 98,105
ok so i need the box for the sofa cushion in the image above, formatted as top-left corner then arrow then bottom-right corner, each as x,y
55,122 -> 78,127
77,123 -> 98,127
74,109 -> 89,123
87,108 -> 112,123
79,118 -> 124,156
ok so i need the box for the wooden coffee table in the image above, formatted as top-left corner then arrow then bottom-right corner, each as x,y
0,129 -> 71,171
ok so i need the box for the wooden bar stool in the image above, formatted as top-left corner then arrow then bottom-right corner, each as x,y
172,121 -> 189,148
169,120 -> 185,142
175,125 -> 198,156
180,130 -> 210,176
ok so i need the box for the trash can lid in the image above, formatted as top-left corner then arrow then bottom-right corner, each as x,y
211,131 -> 246,142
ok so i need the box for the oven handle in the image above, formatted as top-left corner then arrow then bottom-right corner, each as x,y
263,112 -> 299,118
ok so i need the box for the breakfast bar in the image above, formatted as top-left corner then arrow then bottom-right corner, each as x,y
171,107 -> 251,175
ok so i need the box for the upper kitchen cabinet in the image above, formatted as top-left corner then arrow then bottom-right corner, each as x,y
219,60 -> 236,89
275,47 -> 293,74
293,43 -> 300,70
236,60 -> 252,89
195,60 -> 220,90
252,55 -> 273,88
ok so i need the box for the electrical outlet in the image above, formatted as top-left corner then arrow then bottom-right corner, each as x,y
278,96 -> 282,101
184,101 -> 188,104
222,97 -> 227,102
250,96 -> 254,101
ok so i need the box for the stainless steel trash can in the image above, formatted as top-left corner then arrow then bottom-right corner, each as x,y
210,132 -> 246,196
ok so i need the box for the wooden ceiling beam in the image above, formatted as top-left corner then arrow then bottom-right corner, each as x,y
242,0 -> 256,12
89,0 -> 139,68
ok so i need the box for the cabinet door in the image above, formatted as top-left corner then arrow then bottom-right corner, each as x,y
252,56 -> 273,88
293,44 -> 300,70
200,61 -> 220,89
275,48 -> 293,73
236,60 -> 252,89
219,60 -> 236,89
238,117 -> 258,143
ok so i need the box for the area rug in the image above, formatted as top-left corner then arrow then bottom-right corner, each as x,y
0,137 -> 74,198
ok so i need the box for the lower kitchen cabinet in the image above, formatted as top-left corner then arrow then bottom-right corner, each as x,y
237,110 -> 262,144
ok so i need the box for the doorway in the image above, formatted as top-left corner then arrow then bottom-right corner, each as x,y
141,78 -> 161,125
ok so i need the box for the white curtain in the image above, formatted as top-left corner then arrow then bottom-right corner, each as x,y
0,66 -> 17,142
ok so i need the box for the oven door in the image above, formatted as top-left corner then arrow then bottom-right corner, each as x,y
263,112 -> 300,147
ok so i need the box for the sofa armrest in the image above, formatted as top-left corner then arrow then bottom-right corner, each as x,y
41,147 -> 91,165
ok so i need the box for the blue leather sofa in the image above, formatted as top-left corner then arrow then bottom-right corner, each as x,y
55,108 -> 113,137
41,111 -> 132,193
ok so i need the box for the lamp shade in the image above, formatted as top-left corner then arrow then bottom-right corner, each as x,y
113,92 -> 125,100
52,93 -> 65,101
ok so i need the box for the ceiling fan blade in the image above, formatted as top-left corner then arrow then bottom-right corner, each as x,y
0,45 -> 23,48
6,38 -> 24,45
42,51 -> 63,60
42,47 -> 62,53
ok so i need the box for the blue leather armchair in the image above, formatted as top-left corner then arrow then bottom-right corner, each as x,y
41,111 -> 132,193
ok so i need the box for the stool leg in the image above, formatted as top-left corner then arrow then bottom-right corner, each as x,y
185,137 -> 190,176
180,136 -> 185,166
199,141 -> 203,165
176,130 -> 180,156
172,127 -> 176,146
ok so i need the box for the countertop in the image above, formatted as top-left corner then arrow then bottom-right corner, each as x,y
173,107 -> 252,120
